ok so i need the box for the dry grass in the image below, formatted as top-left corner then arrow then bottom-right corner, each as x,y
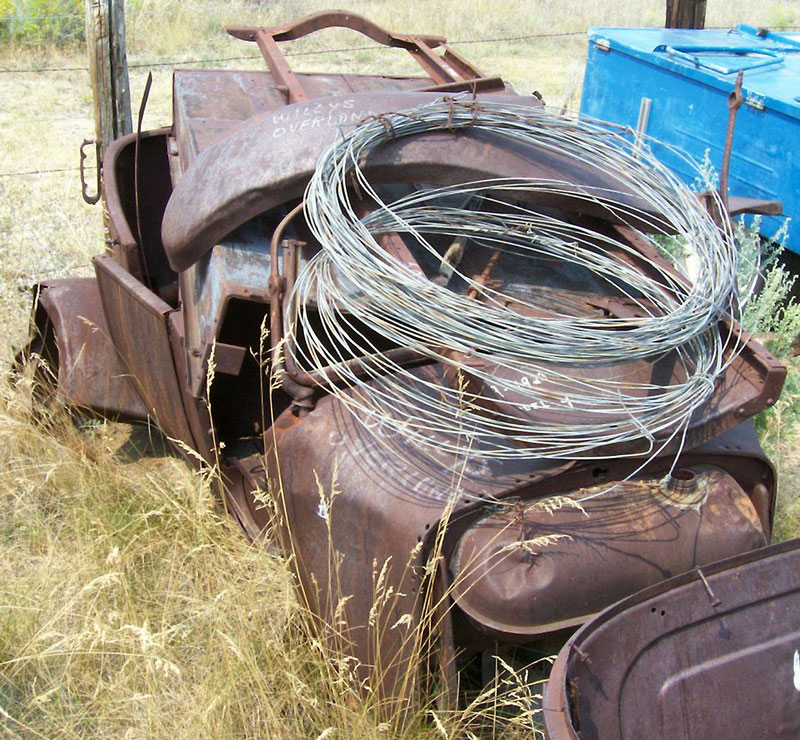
0,387 -> 550,738
0,395 -> 298,739
3,0 -> 800,737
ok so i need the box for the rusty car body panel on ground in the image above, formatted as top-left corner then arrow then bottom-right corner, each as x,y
17,10 -> 787,705
543,538 -> 800,739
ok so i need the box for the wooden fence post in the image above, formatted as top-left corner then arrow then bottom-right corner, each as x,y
665,0 -> 707,29
85,0 -> 132,160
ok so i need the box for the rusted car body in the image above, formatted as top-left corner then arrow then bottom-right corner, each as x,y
543,538 -> 800,739
17,11 -> 787,703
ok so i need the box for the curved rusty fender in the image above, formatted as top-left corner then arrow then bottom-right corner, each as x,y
161,91 -> 668,272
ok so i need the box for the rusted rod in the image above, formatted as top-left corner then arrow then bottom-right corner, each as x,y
720,70 -> 744,216
466,249 -> 501,300
269,201 -> 305,365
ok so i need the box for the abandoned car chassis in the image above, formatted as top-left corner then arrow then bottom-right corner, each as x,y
18,11 -> 786,703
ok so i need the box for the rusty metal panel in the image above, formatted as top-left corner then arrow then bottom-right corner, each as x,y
263,395 -> 444,700
27,278 -> 148,420
93,254 -> 196,448
172,70 -> 287,166
543,538 -> 800,739
172,69 -> 439,167
103,128 -> 175,288
178,218 -> 273,398
165,310 -> 212,460
448,466 -> 766,639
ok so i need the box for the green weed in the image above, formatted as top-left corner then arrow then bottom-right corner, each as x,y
766,3 -> 797,29
1,0 -> 83,45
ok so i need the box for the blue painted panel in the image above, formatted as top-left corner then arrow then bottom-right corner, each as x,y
580,26 -> 800,251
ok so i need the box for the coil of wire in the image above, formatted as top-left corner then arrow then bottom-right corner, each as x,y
285,97 -> 741,461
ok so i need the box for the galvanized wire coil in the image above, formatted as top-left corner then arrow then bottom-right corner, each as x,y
286,98 -> 742,461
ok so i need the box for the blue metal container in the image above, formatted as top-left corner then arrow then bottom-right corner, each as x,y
580,25 -> 800,250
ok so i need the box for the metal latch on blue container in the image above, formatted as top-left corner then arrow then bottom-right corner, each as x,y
657,45 -> 784,74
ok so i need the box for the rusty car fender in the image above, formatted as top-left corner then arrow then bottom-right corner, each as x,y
18,278 -> 148,422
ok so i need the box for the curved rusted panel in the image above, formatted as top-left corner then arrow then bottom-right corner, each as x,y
19,278 -> 148,421
449,466 -> 766,640
161,92 -> 668,272
543,538 -> 800,739
104,128 -> 175,287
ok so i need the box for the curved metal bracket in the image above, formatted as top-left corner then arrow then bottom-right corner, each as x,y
227,9 -> 445,50
227,10 -> 483,103
80,138 -> 101,205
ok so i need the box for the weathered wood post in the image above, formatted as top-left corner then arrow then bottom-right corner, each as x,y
85,0 -> 132,155
665,0 -> 707,29
84,0 -> 132,240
